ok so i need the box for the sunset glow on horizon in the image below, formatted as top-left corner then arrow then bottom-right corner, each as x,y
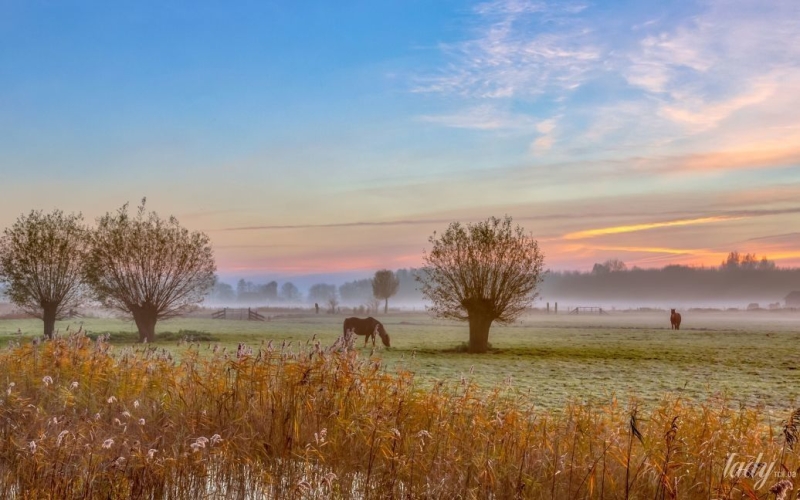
2,0 -> 800,281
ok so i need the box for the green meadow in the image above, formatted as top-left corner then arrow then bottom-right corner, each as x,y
3,309 -> 798,411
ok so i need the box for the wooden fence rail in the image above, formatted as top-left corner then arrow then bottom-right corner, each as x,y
211,308 -> 267,321
569,307 -> 608,315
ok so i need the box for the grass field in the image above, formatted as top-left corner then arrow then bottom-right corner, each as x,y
3,308 -> 798,412
2,309 -> 800,497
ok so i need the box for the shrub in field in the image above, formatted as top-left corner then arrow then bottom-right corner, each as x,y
0,332 -> 797,498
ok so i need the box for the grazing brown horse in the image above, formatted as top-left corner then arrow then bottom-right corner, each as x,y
670,309 -> 682,330
343,317 -> 390,347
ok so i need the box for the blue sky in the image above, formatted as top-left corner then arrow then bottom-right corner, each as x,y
2,0 -> 800,282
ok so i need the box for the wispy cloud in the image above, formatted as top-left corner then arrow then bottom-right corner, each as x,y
216,218 -> 455,232
745,233 -> 800,244
413,1 -> 600,99
503,145 -> 800,182
580,245 -> 720,257
624,1 -> 800,124
417,105 -> 537,131
529,116 -> 558,152
654,146 -> 800,174
530,135 -> 554,153
562,216 -> 741,240
560,206 -> 800,240
217,209 -> 651,233
415,0 -> 800,174
654,74 -> 780,133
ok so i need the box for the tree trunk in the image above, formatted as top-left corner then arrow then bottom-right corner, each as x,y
467,313 -> 493,353
384,298 -> 388,314
462,297 -> 496,353
132,310 -> 158,343
42,304 -> 58,339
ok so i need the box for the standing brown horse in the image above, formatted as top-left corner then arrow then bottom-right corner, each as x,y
343,317 -> 390,347
670,309 -> 682,330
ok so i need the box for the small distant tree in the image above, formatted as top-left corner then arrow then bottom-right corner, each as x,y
308,283 -> 336,303
339,278 -> 373,303
327,291 -> 339,314
721,251 -> 773,271
208,278 -> 236,303
85,200 -> 216,343
365,297 -> 381,316
237,279 -> 254,297
372,269 -> 399,314
740,253 -> 759,270
592,258 -> 626,274
0,210 -> 88,338
605,258 -> 627,272
394,268 -> 425,303
280,282 -> 301,302
260,281 -> 279,301
758,256 -> 776,271
721,251 -> 742,270
417,216 -> 545,353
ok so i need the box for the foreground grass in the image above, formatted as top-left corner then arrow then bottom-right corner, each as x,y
0,333 -> 798,498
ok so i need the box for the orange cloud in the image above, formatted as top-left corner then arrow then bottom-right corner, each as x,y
562,216 -> 741,240
762,250 -> 800,261
667,146 -> 800,173
583,245 -> 720,256
565,244 -> 725,262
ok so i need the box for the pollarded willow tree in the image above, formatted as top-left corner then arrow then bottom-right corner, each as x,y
85,200 -> 216,343
372,269 -> 399,314
0,210 -> 88,338
417,216 -> 545,353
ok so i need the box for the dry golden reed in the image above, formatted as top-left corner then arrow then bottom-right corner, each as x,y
0,332 -> 797,499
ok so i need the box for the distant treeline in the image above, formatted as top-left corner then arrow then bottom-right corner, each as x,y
206,269 -> 422,308
539,254 -> 800,306
207,279 -> 302,304
206,270 -> 425,307
206,253 -> 800,308
541,266 -> 800,305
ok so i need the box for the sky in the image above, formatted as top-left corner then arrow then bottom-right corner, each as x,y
2,0 -> 800,283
